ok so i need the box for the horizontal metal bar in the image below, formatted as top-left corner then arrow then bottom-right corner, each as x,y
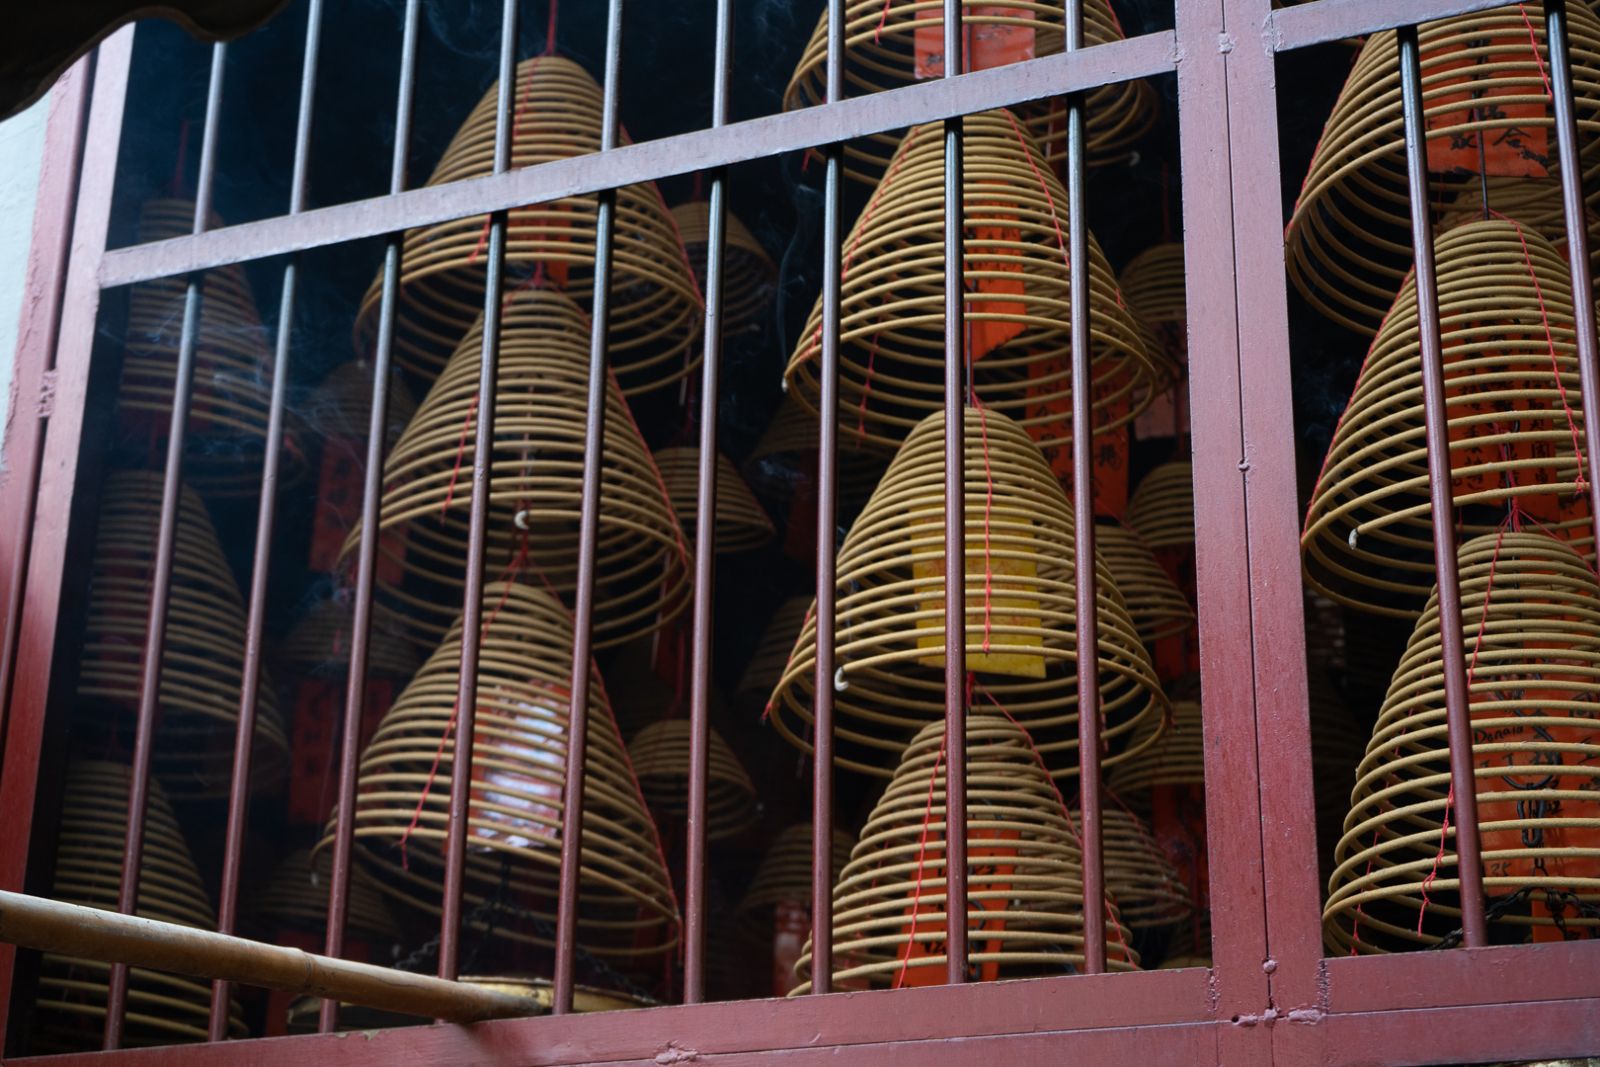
6,968 -> 1214,1067
0,891 -> 541,1024
1270,0 -> 1522,53
1323,942 -> 1600,1014
96,30 -> 1175,288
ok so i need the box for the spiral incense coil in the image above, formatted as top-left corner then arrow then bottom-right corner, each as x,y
1302,220 -> 1593,618
1126,462 -> 1194,550
122,197 -> 305,496
784,2 -> 1155,185
654,446 -> 775,554
304,360 -> 419,448
76,471 -> 290,798
1439,176 -> 1600,281
790,715 -> 1140,993
275,594 -> 421,682
1165,908 -> 1212,963
1097,524 -> 1194,644
767,407 -> 1168,779
782,111 -> 1166,455
1107,700 -> 1204,803
737,597 -> 813,704
354,56 -> 702,396
738,824 -> 856,921
32,761 -> 245,1051
1285,4 -> 1600,334
1100,807 -> 1193,931
247,848 -> 399,943
669,200 -> 776,333
1324,532 -> 1600,953
315,581 -> 679,958
745,396 -> 887,505
345,288 -> 691,653
628,719 -> 761,841
1308,671 -> 1370,881
1119,243 -> 1187,363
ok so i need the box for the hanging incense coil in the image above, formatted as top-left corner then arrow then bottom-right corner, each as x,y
276,594 -> 421,682
304,360 -> 419,449
247,848 -> 399,944
1100,807 -> 1193,932
669,200 -> 776,333
76,471 -> 290,798
1107,700 -> 1204,804
1308,671 -> 1370,883
1126,462 -> 1194,550
790,715 -> 1140,993
354,55 -> 702,396
1324,531 -> 1600,953
1285,3 -> 1600,334
655,446 -> 775,554
738,824 -> 856,927
1302,219 -> 1593,617
122,197 -> 305,497
345,287 -> 691,653
782,111 -> 1167,455
745,395 -> 887,505
32,761 -> 245,1051
628,719 -> 761,841
315,581 -> 679,958
767,407 -> 1168,778
1119,243 -> 1187,362
737,597 -> 813,704
1098,524 -> 1194,644
784,2 -> 1156,186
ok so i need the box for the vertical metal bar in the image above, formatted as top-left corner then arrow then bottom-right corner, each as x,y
319,0 -> 419,1032
553,0 -> 625,1015
0,38 -> 127,1054
941,0 -> 969,986
1546,0 -> 1600,535
1208,0 -> 1315,1039
438,0 -> 518,985
683,0 -> 734,1007
1397,22 -> 1488,949
809,0 -> 845,999
1064,0 -> 1105,976
104,41 -> 226,1051
208,2 -> 322,1038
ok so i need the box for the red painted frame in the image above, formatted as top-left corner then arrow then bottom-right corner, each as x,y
0,1 -> 1596,1064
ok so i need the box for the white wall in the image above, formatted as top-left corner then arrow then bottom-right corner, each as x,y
0,97 -> 51,474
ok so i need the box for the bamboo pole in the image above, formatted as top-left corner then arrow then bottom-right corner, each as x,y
0,891 -> 542,1024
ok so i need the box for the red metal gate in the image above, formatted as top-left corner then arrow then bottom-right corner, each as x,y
0,1 -> 1597,1063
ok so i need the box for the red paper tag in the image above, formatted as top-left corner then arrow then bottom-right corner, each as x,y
288,677 -> 395,827
1423,34 -> 1549,178
1023,360 -> 1131,519
915,7 -> 1036,79
897,827 -> 1018,985
773,899 -> 810,996
967,218 -> 1026,362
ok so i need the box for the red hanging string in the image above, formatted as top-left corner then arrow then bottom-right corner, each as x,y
978,684 -> 1136,966
545,0 -> 559,56
1486,208 -> 1588,495
893,729 -> 949,989
468,58 -> 542,266
397,531 -> 532,869
1519,3 -> 1553,96
439,396 -> 481,516
1415,517 -> 1511,932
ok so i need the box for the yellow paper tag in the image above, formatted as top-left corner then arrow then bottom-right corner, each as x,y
914,539 -> 1045,678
